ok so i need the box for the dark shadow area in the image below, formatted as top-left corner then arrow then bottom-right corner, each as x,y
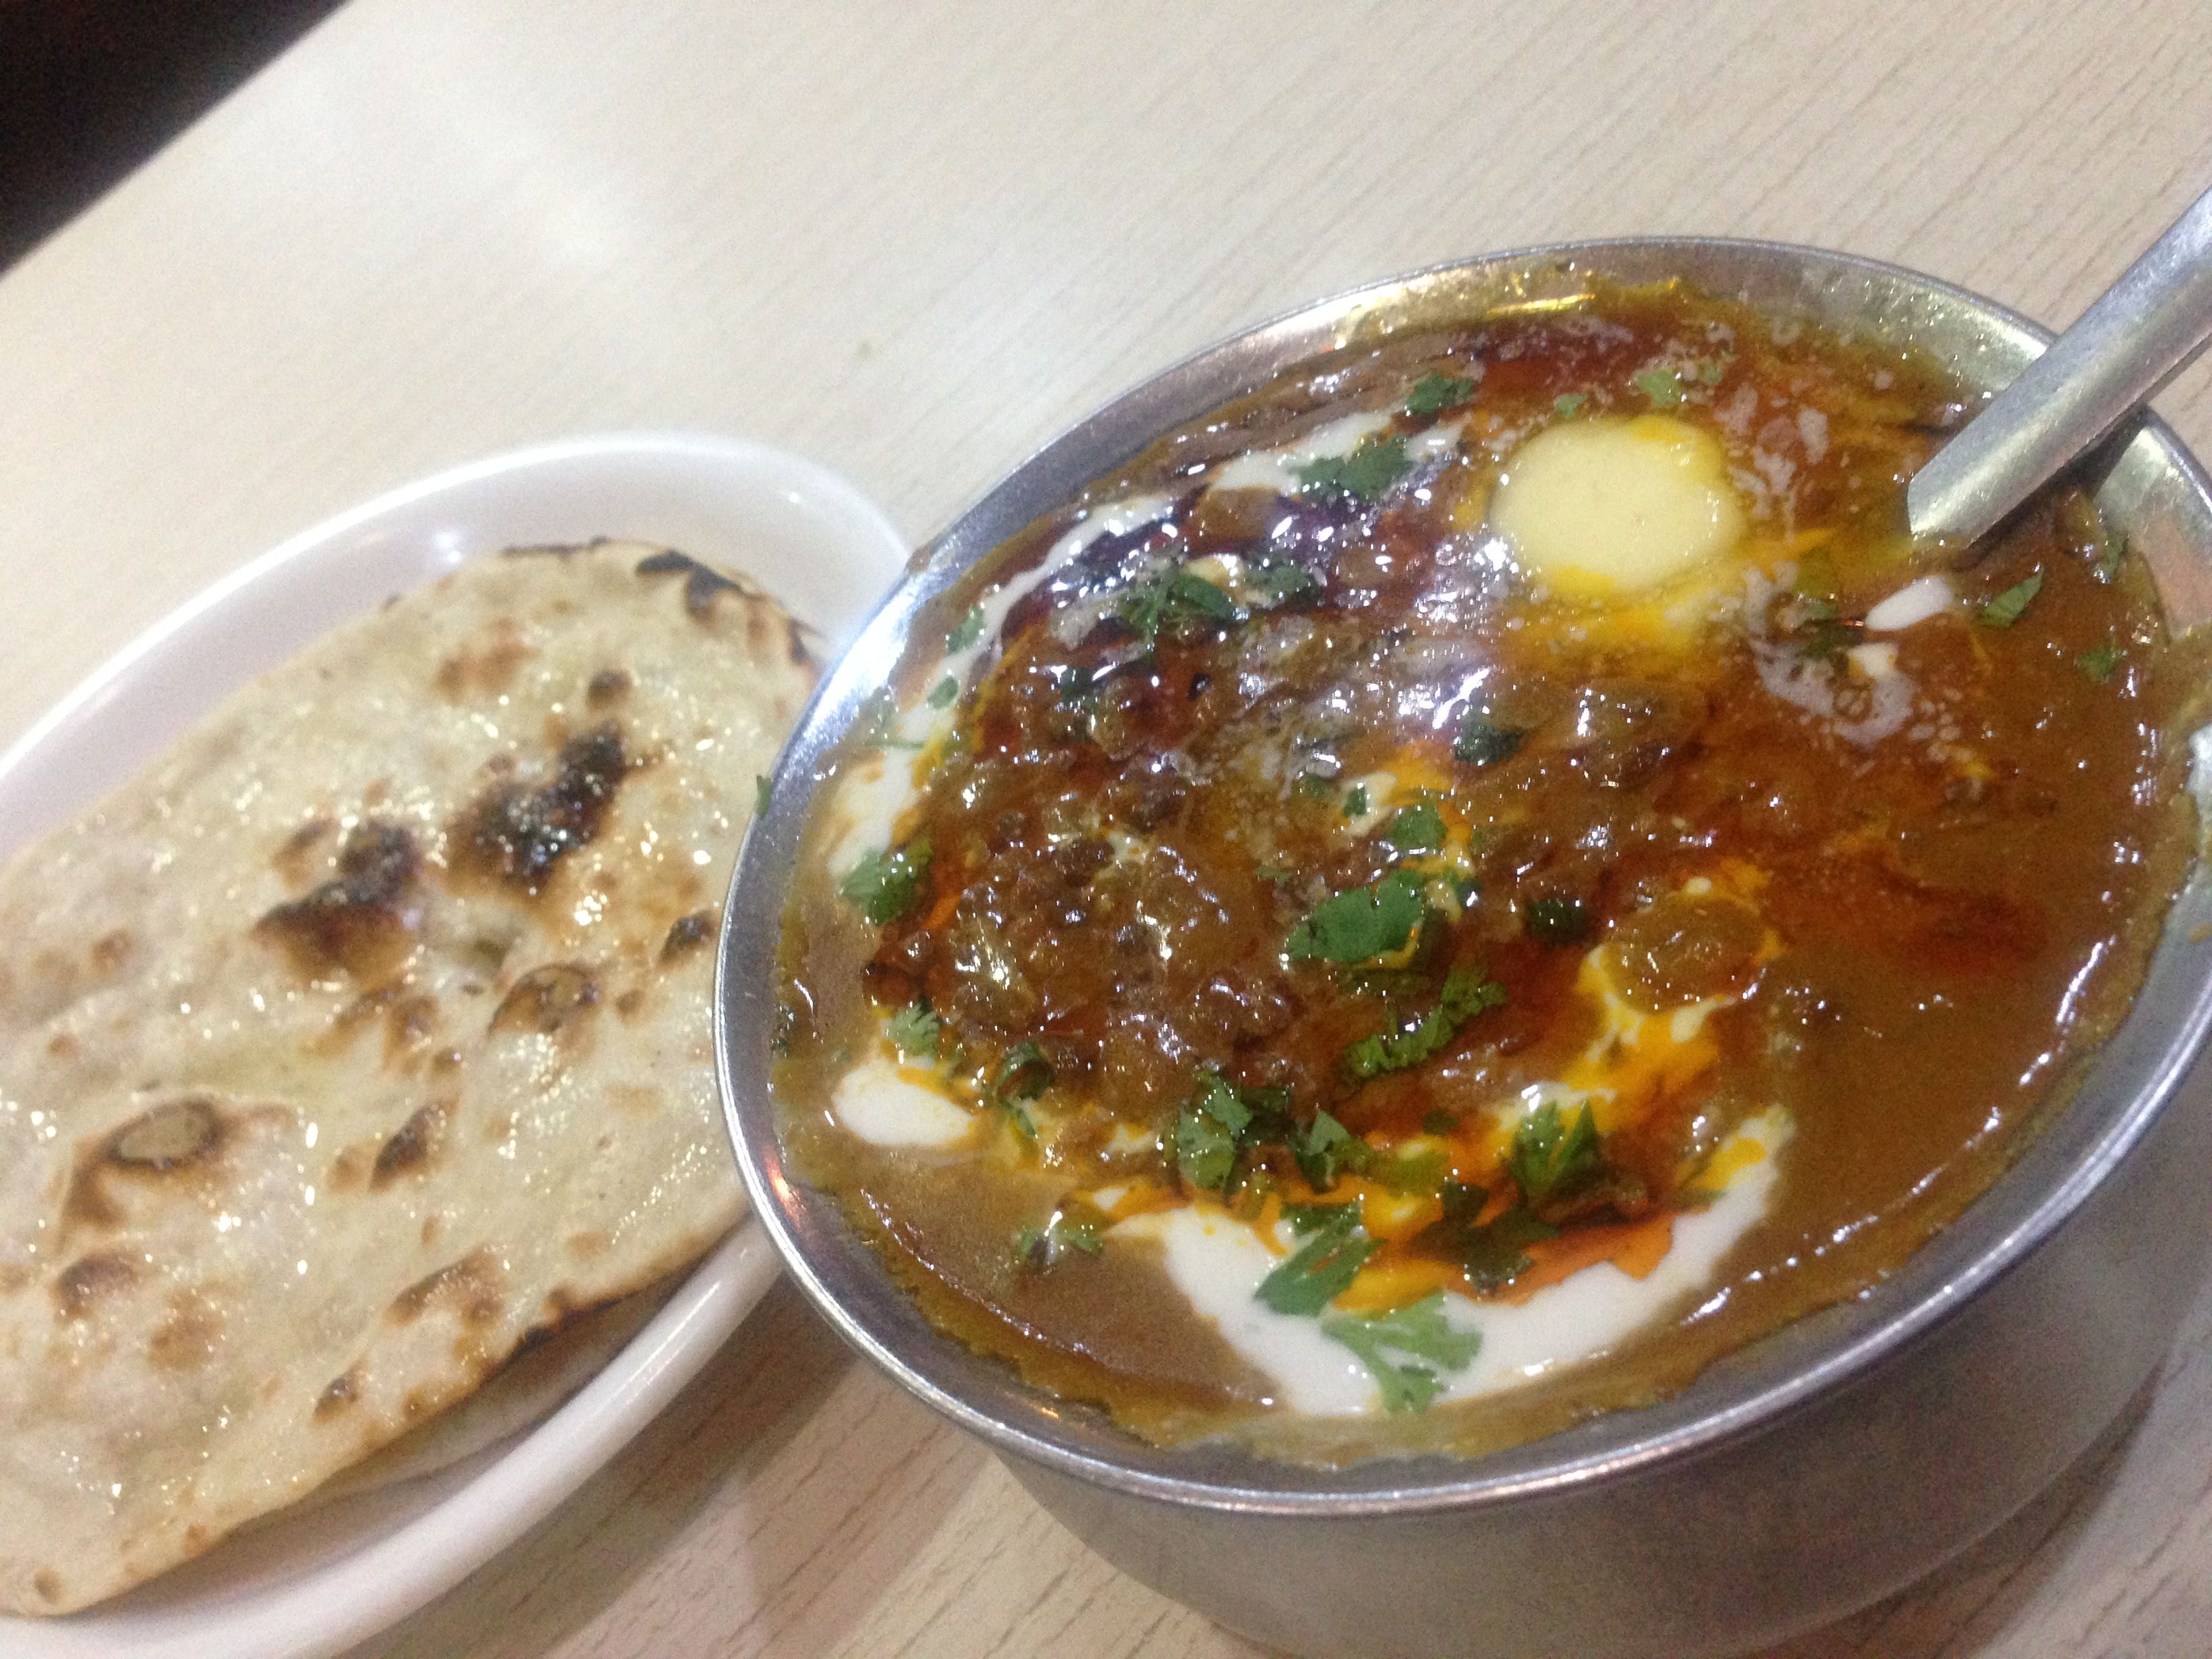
0,0 -> 344,271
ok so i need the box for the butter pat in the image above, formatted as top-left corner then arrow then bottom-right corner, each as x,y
1491,415 -> 1746,598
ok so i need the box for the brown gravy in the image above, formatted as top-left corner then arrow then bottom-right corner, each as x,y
775,283 -> 2198,1462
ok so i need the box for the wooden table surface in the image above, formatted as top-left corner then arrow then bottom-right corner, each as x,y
3,3 -> 2211,1654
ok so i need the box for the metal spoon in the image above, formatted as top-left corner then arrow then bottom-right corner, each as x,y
1908,182 -> 2212,546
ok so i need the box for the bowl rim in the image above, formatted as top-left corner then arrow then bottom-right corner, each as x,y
716,233 -> 2212,1517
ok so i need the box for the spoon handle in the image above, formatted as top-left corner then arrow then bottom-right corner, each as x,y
1908,182 -> 2212,547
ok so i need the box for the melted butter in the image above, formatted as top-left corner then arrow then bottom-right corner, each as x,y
1492,415 -> 1746,599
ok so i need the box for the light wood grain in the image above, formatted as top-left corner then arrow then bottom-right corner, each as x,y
3,1 -> 2211,1654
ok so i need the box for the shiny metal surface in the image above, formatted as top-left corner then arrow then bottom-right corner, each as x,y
716,238 -> 2212,1659
1909,182 -> 2212,546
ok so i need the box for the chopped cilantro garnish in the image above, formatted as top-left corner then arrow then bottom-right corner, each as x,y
1286,870 -> 1425,964
1174,1109 -> 1235,1191
1795,609 -> 1859,663
1382,801 -> 1445,851
1320,1292 -> 1480,1412
1341,966 -> 1507,1082
1122,565 -> 1240,643
1255,1204 -> 1378,1315
1406,373 -> 1476,418
1195,1070 -> 1254,1132
838,836 -> 933,925
926,674 -> 959,709
995,1041 -> 1054,1103
1174,1071 -> 1262,1192
2095,535 -> 2127,583
1159,1092 -> 1247,1194
1292,1109 -> 1365,1191
1633,367 -> 1684,406
1507,1100 -> 1602,1209
1553,392 -> 1588,419
1282,1201 -> 1355,1235
1012,1210 -> 1105,1272
753,773 -> 773,815
1697,359 -> 1725,385
2078,642 -> 2125,683
1979,571 -> 2044,628
1294,772 -> 1339,800
1343,785 -> 1371,819
1293,435 -> 1413,504
1427,1179 -> 1559,1290
1421,1108 -> 1459,1136
946,605 -> 985,651
1453,714 -> 1523,767
1523,895 -> 1589,946
1456,1203 -> 1559,1290
886,1001 -> 939,1060
1252,559 -> 1322,608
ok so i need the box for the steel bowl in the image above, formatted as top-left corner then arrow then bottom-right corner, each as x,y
715,238 -> 2212,1659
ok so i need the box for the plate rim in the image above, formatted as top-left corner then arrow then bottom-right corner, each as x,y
0,430 -> 907,1656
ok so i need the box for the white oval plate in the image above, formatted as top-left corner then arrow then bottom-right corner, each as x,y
0,434 -> 909,1659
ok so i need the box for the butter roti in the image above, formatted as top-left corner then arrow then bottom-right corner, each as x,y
0,541 -> 816,1615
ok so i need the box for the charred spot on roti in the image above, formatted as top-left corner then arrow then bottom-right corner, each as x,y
433,619 -> 535,701
327,985 -> 438,1059
88,930 -> 132,975
52,1252 -> 144,1320
386,992 -> 437,1054
615,988 -> 644,1019
328,1143 -> 370,1191
314,1365 -> 361,1420
148,1292 -> 222,1371
466,929 -> 518,977
31,1570 -> 61,1605
586,668 -> 633,708
422,1212 -> 445,1247
489,962 -> 600,1036
255,821 -> 423,979
47,1031 -> 78,1061
112,1096 -> 224,1168
565,1229 -> 610,1261
64,1095 -> 228,1233
272,815 -> 335,881
501,539 -> 609,560
661,909 -> 716,960
635,548 -> 745,620
454,724 -> 630,896
388,1248 -> 505,1330
451,1333 -> 501,1376
370,1100 -> 455,1189
432,1046 -> 464,1074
